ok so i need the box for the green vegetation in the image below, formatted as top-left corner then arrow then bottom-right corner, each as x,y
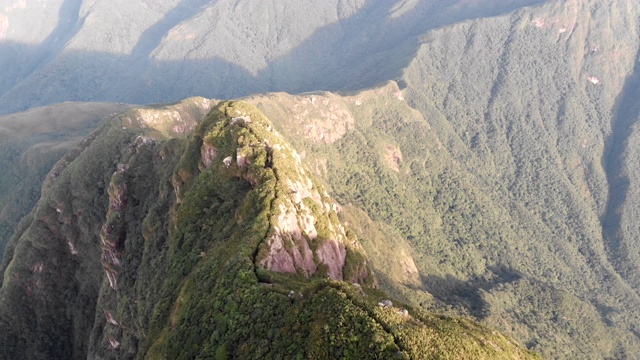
3,1 -> 640,358
0,101 -> 536,359
0,102 -> 131,259
399,1 -> 640,358
242,1 -> 640,357
0,0 -> 543,114
141,101 -> 534,359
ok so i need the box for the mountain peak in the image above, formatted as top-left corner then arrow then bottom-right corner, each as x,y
181,100 -> 371,282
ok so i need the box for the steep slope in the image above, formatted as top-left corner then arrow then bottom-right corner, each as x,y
0,96 -> 215,359
397,0 -> 640,357
0,101 -> 133,256
4,0 -> 640,358
0,100 -> 536,359
246,77 -> 640,359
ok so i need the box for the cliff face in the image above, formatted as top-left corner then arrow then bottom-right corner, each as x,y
0,99 -> 536,359
0,102 -> 133,260
3,1 -> 640,358
0,97 -> 214,359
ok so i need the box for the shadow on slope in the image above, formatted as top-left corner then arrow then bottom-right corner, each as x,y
420,266 -> 523,320
601,48 -> 640,291
0,0 -> 84,99
0,0 -> 546,114
129,0 -> 213,61
263,0 -> 548,93
0,101 -> 132,261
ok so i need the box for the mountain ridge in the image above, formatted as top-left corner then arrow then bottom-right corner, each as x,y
3,0 -> 640,358
0,98 -> 537,359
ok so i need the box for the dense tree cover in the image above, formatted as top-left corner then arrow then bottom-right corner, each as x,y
247,1 -> 640,358
0,102 -> 131,258
251,70 -> 640,359
0,0 -> 543,114
3,1 -> 640,358
0,101 -> 536,359
401,0 -> 640,358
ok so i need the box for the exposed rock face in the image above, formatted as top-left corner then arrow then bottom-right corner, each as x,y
316,240 -> 347,280
107,176 -> 127,212
261,167 -> 349,279
104,310 -> 118,326
263,203 -> 317,276
0,97 -> 215,358
100,170 -> 127,292
124,97 -> 216,138
384,144 -> 403,172
200,142 -> 218,169
0,96 -> 539,360
194,101 -> 370,281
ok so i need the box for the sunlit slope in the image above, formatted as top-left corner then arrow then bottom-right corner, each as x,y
249,73 -> 640,358
400,0 -> 640,357
2,0 -> 640,358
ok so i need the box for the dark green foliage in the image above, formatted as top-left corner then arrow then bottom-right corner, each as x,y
0,102 -> 131,260
393,1 -> 640,357
2,1 -> 640,358
248,15 -> 640,351
5,1 -> 640,358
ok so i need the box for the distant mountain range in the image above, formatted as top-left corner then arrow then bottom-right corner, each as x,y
2,0 -> 640,358
0,0 -> 543,114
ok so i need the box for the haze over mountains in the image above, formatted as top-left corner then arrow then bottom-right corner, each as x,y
2,0 -> 640,359
0,0 -> 544,114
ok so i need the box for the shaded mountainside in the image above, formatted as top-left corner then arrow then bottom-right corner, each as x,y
0,101 -> 133,257
0,100 -> 536,359
0,0 -> 544,114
